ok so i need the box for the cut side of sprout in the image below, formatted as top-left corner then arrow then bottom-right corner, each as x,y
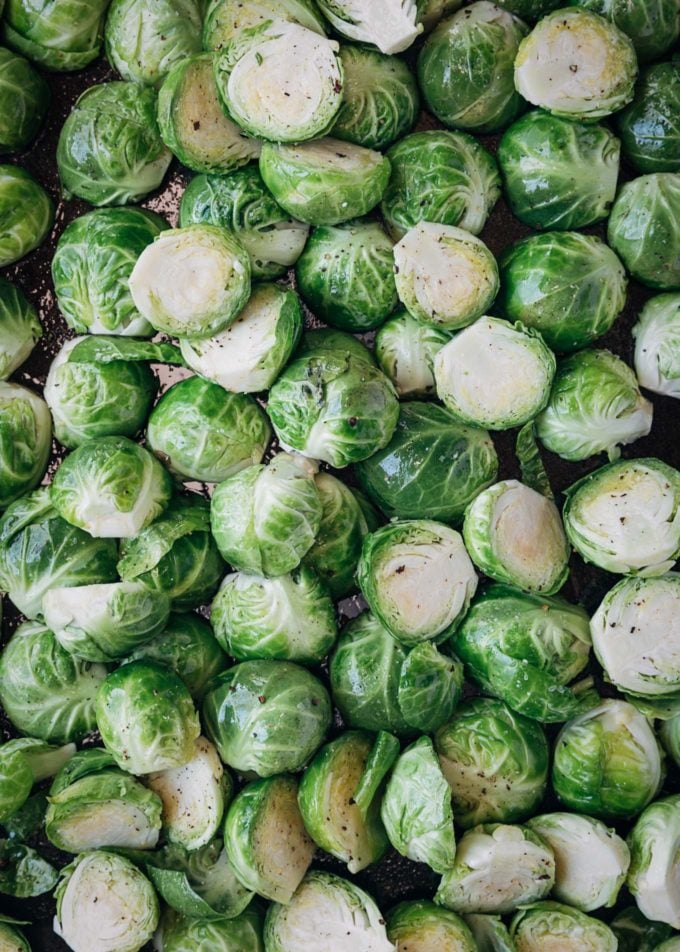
316,0 -> 423,54
633,293 -> 680,399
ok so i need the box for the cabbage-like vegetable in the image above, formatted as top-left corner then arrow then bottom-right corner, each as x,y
203,0 -> 327,50
375,310 -> 450,398
0,277 -> 41,379
315,0 -> 422,53
2,0 -> 109,70
617,61 -> 680,173
388,901 -> 476,951
105,0 -> 202,86
0,164 -> 53,266
510,901 -> 618,951
0,47 -> 48,152
570,0 -> 680,63
158,906 -> 264,951
627,794 -> 680,928
0,382 -> 51,509
634,292 -> 680,398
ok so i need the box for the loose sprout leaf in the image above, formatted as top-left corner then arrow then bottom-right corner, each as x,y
0,839 -> 58,898
67,336 -> 185,365
117,498 -> 211,579
352,731 -> 400,820
515,422 -> 555,501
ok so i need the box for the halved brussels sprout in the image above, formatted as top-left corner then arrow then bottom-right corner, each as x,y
56,82 -> 171,206
381,130 -> 500,240
435,697 -> 549,829
0,277 -> 40,380
572,0 -> 680,64
617,62 -> 680,174
54,851 -> 159,952
498,231 -> 627,352
536,350 -> 653,462
610,906 -> 673,952
179,167 -> 308,280
105,0 -> 202,86
453,585 -> 593,723
260,138 -> 391,226
157,906 -> 264,951
394,223 -> 499,329
510,901 -> 618,951
357,519 -> 477,645
315,0 -> 422,53
435,318 -> 555,430
627,794 -> 680,929
375,310 -> 450,398
129,224 -> 251,338
0,738 -> 73,824
203,0 -> 327,49
0,164 -> 53,266
0,47 -> 48,152
634,293 -> 680,398
388,901 -> 476,952
527,813 -> 630,912
0,382 -> 51,509
419,3 -> 528,133
202,660 -> 331,777
2,0 -> 109,70
463,914 -> 515,952
295,219 -> 398,332
514,8 -> 638,120
96,661 -> 201,775
0,922 -> 29,951
552,699 -> 663,819
608,173 -> 680,290
436,824 -> 555,915
498,110 -> 621,230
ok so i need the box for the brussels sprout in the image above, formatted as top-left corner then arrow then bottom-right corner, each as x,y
435,697 -> 549,829
0,738 -> 73,824
316,0 -> 422,53
608,173 -> 680,290
210,453 -> 322,576
298,326 -> 376,364
105,0 -> 202,86
514,8 -> 638,121
51,207 -> 166,337
0,839 -> 57,897
463,914 -> 515,952
498,231 -> 627,352
157,906 -> 264,952
510,901 -> 618,951
211,566 -> 336,664
295,219 -> 398,332
96,661 -> 201,775
436,824 -> 555,914
0,47 -> 48,152
0,278 -> 40,380
388,901 -> 476,951
2,0 -> 109,70
434,318 -> 555,429
202,660 -> 331,776
0,622 -> 106,744
0,382 -> 51,509
264,871 -> 394,952
394,223 -> 498,330
57,82 -> 172,206
527,813 -> 630,912
268,354 -> 399,468
398,640 -> 464,732
179,167 -> 308,280
375,310 -> 450,398
0,922 -> 29,951
381,130 -> 500,240
617,62 -> 680,174
418,3 -> 528,134
260,138 -> 391,226
381,736 -> 456,873
552,699 -> 663,819
54,851 -> 159,952
634,293 -> 680,398
570,0 -> 679,63
0,164 -> 53,266
498,110 -> 620,230
627,795 -> 680,929
661,714 -> 680,767
610,906 -> 673,952
418,0 -> 465,29
129,224 -> 251,338
204,0 -> 327,50
357,519 -> 477,645
536,350 -> 653,463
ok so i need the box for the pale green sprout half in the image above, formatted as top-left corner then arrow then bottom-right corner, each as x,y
375,310 -> 450,398
156,906 -> 264,951
203,0 -> 327,50
510,901 -> 618,951
634,293 -> 680,398
315,0 -> 423,54
388,900 -> 476,951
627,795 -> 680,929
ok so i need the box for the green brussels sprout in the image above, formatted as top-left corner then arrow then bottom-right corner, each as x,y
418,2 -> 528,134
0,488 -> 118,620
0,738 -> 73,824
57,82 -> 172,206
381,130 -> 500,240
381,736 -> 456,873
50,435 -> 172,539
634,293 -> 680,399
608,173 -> 680,290
357,519 -> 477,646
514,8 -> 638,121
394,223 -> 499,330
2,0 -> 109,70
498,232 -> 627,352
610,906 -> 673,952
0,164 -> 53,266
204,0 -> 327,50
0,382 -> 51,509
388,901 -> 476,951
0,47 -> 48,152
129,223 -> 251,338
564,461 -> 680,576
259,138 -> 391,226
0,839 -> 57,897
617,62 -> 680,174
264,871 -> 393,951
333,45 -> 419,151
510,901 -> 618,951
105,0 -> 202,86
297,326 -> 377,364
553,699 -> 663,819
356,401 -> 498,524
436,824 -> 555,914
54,851 -> 159,952
0,621 -> 107,744
157,906 -> 264,952
0,922 -> 29,951
203,660 -> 331,776
661,713 -> 680,767
491,0 -> 561,18
536,350 -> 653,463
435,318 -> 555,430
267,353 -> 399,468
464,480 -> 570,595
569,0 -> 680,63
463,914 -> 516,952
317,0 -> 424,53
435,697 -> 549,829
0,277 -> 41,380
210,453 -> 322,577
498,110 -> 621,230
375,309 -> 450,399
527,813 -> 630,912
96,661 -> 201,775
211,566 -> 337,664
627,795 -> 680,929
295,219 -> 398,332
